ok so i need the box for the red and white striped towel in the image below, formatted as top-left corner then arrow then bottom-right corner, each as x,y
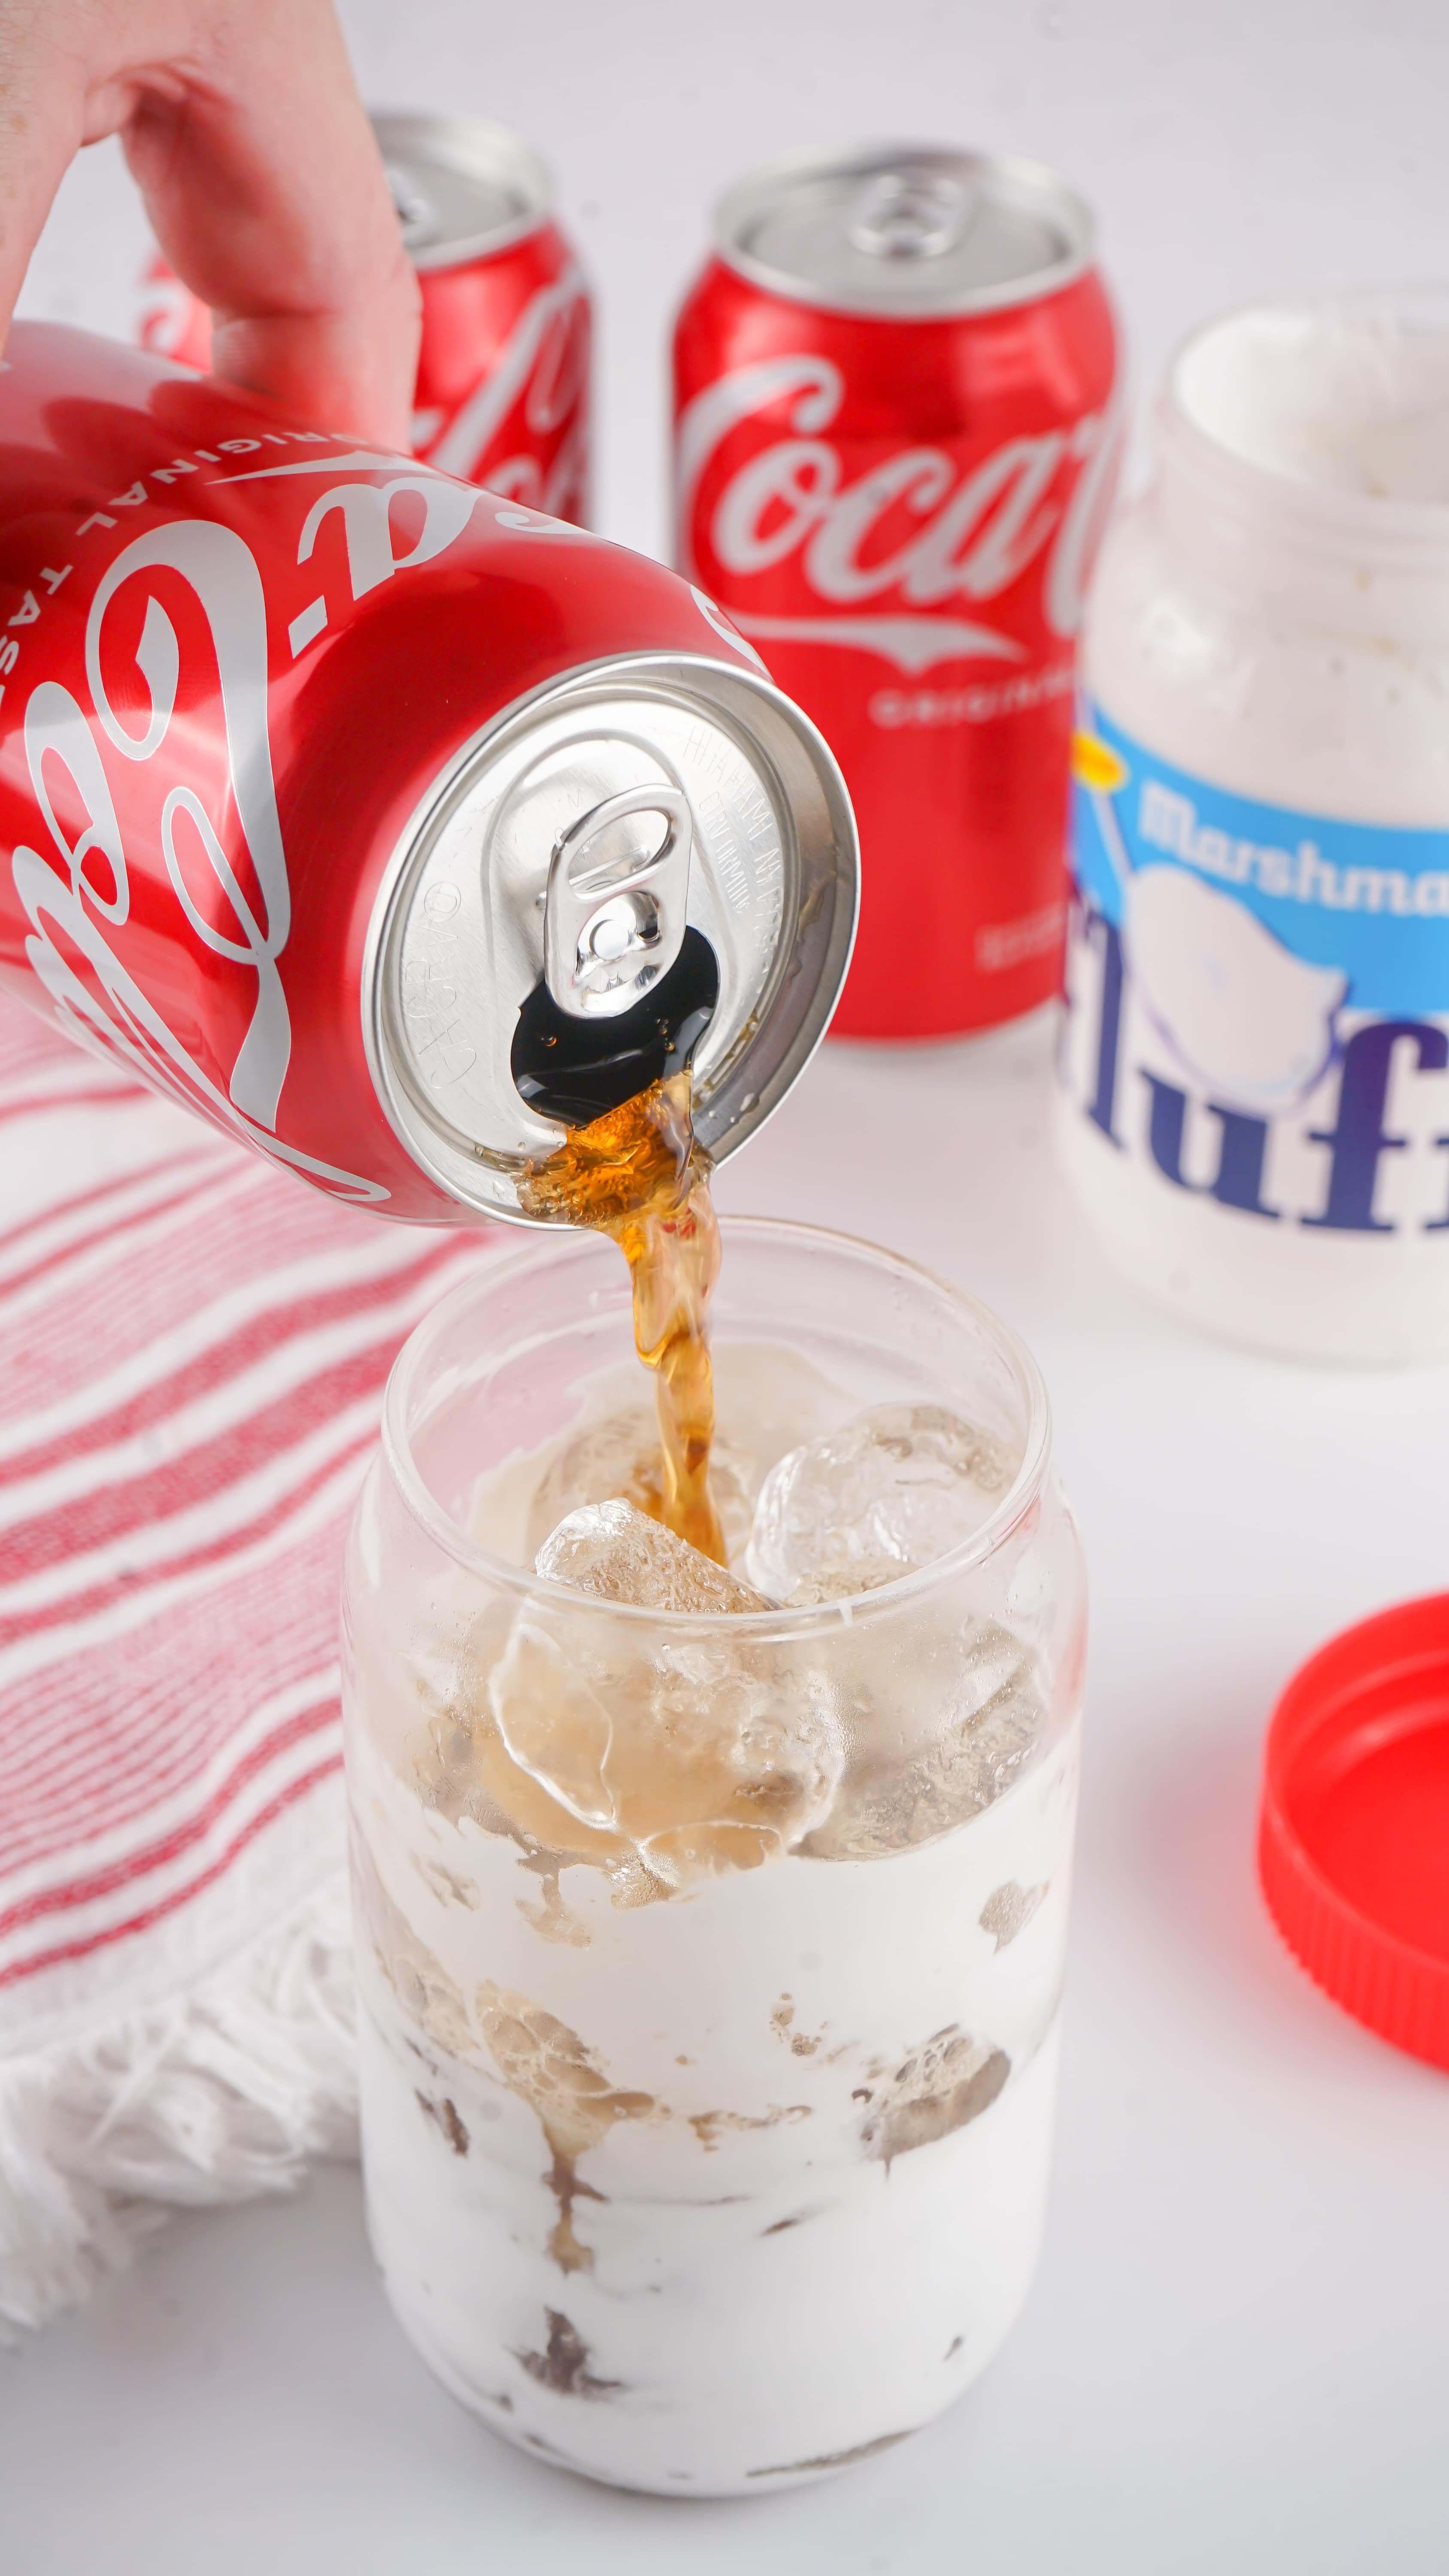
0,995 -> 486,2330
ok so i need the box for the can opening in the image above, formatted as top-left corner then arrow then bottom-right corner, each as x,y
510,927 -> 720,1128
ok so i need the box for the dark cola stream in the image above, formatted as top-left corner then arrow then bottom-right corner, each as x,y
519,1069 -> 725,1565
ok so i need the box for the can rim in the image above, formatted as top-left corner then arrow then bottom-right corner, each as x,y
711,139 -> 1097,321
379,1212 -> 1055,1627
369,108 -> 554,270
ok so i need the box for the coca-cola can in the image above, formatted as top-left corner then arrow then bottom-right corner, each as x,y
0,325 -> 856,1224
673,144 -> 1122,1036
136,112 -> 592,522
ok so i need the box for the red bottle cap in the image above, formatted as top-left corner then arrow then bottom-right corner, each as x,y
1258,1593 -> 1449,2070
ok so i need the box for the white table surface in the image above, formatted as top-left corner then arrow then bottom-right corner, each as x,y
7,3 -> 1449,2568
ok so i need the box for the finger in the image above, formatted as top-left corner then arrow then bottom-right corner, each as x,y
0,1 -> 91,352
0,0 -> 419,448
121,0 -> 419,449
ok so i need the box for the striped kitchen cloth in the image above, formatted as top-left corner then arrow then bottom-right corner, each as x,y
0,995 -> 487,2332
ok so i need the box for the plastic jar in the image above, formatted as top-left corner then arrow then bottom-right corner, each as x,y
1056,289 -> 1449,1361
342,1219 -> 1086,2496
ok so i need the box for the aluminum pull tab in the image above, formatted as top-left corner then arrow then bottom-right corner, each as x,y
543,783 -> 693,1019
846,169 -> 974,261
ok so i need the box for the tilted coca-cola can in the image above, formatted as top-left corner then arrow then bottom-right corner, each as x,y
673,144 -> 1121,1037
136,111 -> 592,522
0,325 -> 856,1223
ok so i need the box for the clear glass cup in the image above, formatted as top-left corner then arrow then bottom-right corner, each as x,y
343,1218 -> 1087,2497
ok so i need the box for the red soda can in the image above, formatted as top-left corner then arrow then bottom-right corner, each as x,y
0,325 -> 855,1224
380,113 -> 591,519
673,145 -> 1121,1037
134,112 -> 593,522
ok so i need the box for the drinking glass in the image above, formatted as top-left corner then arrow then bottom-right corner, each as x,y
343,1218 -> 1086,2495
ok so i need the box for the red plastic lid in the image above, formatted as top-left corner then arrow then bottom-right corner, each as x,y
1258,1593 -> 1449,2069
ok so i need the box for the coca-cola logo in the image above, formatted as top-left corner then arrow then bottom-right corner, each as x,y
9,456 -> 492,1200
218,449 -> 480,639
677,354 -> 1120,674
414,263 -> 590,515
9,517 -> 390,1199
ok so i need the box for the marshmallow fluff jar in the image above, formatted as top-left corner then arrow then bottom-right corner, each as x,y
1059,290 -> 1449,1361
342,1220 -> 1085,2496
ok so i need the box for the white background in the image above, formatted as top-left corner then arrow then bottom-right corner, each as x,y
6,2 -> 1449,2569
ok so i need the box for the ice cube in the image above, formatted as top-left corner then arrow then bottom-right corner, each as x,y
800,1618 -> 1044,1859
525,1409 -> 758,1566
481,1505 -> 842,1887
745,1403 -> 1017,1607
536,1499 -> 767,1614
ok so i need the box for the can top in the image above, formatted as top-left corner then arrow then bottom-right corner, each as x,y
363,650 -> 858,1226
713,141 -> 1095,320
370,111 -> 553,271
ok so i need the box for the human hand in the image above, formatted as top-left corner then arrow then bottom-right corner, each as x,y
0,0 -> 419,447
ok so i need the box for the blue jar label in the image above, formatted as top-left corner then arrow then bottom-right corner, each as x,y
1062,704 -> 1449,1238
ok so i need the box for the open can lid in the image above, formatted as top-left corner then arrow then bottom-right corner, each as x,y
370,111 -> 552,270
362,650 -> 858,1226
1257,1592 -> 1449,2069
715,141 -> 1095,319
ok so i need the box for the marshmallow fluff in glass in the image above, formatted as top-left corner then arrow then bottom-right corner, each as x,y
1061,289 -> 1449,1361
343,1218 -> 1086,2495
